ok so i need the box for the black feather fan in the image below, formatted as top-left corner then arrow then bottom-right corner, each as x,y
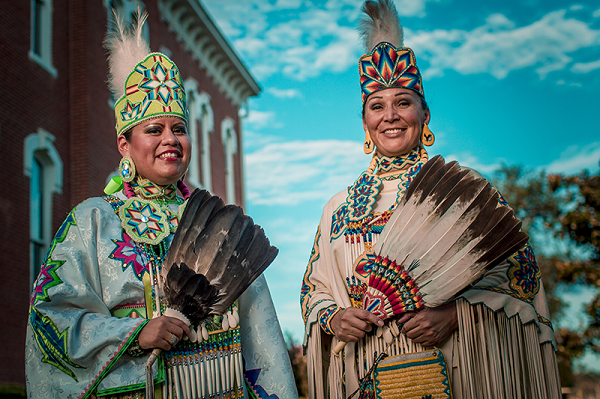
160,188 -> 278,323
146,189 -> 278,397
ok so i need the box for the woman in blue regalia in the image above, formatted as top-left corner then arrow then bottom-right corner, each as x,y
25,11 -> 297,399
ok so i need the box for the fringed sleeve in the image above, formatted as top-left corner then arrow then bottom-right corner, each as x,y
301,192 -> 355,398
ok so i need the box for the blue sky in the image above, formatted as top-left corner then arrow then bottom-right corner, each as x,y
201,0 -> 600,366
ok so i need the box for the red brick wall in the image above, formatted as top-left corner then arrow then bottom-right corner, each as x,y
0,0 -> 72,386
144,1 -> 244,204
0,0 -> 247,388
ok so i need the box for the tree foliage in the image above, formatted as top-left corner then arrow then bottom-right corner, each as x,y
492,162 -> 600,387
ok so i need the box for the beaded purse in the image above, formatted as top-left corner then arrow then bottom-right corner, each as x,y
373,348 -> 452,399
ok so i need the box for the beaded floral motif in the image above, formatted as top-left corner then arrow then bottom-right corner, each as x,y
331,204 -> 348,240
394,162 -> 424,205
336,159 -> 425,250
29,210 -> 83,380
377,150 -> 419,173
319,306 -> 341,335
131,177 -> 177,200
109,232 -> 149,281
347,172 -> 382,222
119,198 -> 171,245
507,243 -> 540,301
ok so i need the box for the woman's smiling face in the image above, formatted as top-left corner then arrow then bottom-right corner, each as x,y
362,88 -> 430,157
118,117 -> 191,186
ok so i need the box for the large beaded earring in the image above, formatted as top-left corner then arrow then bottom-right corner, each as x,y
364,130 -> 374,154
421,124 -> 435,146
119,157 -> 136,183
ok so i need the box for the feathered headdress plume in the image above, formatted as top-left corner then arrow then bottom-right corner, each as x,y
104,8 -> 150,99
333,156 -> 528,354
358,0 -> 403,51
145,189 -> 278,398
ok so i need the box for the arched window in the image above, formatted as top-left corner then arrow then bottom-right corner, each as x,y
30,0 -> 56,76
221,118 -> 237,205
24,129 -> 63,286
184,78 -> 214,191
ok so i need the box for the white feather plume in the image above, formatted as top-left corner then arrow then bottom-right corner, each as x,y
104,8 -> 150,99
358,0 -> 404,51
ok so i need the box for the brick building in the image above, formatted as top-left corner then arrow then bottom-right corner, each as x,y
0,0 -> 260,390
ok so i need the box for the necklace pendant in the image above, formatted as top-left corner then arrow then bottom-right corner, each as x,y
119,197 -> 170,245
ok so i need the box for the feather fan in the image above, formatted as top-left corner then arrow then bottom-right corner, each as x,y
358,0 -> 403,51
333,155 -> 528,354
145,188 -> 278,397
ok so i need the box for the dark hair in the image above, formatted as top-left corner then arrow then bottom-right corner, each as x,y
122,129 -> 133,142
361,92 -> 429,119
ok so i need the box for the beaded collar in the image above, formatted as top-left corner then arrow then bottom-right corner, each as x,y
346,147 -> 423,222
130,177 -> 178,201
107,176 -> 185,245
330,147 -> 428,242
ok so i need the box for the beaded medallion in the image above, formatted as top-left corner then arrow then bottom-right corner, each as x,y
119,197 -> 171,245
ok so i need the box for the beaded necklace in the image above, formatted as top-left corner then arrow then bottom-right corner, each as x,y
338,147 -> 429,382
106,180 -> 244,396
336,146 -> 428,282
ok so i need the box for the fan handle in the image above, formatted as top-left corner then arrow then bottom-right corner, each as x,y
333,340 -> 347,356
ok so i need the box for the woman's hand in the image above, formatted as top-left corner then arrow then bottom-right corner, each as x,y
330,308 -> 383,342
398,302 -> 457,347
138,316 -> 191,351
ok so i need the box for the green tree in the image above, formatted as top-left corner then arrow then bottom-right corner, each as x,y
492,163 -> 600,387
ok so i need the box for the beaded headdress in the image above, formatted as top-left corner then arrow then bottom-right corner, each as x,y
105,10 -> 188,136
358,0 -> 424,104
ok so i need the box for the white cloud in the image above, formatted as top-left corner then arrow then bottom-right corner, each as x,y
245,139 -> 366,205
244,109 -> 278,130
205,2 -> 600,83
203,0 -> 364,81
410,10 -> 600,79
392,0 -> 440,18
441,151 -> 502,176
546,141 -> 600,174
593,8 -> 600,18
571,59 -> 600,74
267,87 -> 303,99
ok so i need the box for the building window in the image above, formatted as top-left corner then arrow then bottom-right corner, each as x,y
221,118 -> 237,205
184,79 -> 214,191
24,129 -> 63,287
30,0 -> 57,77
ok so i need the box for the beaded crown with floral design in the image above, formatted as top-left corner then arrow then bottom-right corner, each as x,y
357,0 -> 424,104
359,43 -> 423,104
114,52 -> 187,135
105,10 -> 188,135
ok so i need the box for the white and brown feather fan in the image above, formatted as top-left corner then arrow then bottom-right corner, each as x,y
145,189 -> 278,397
334,155 -> 528,354
372,155 -> 528,308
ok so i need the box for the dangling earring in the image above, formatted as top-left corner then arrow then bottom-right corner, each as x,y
421,124 -> 435,146
364,130 -> 374,154
119,157 -> 136,182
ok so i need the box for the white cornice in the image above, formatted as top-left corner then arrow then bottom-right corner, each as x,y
158,0 -> 261,108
